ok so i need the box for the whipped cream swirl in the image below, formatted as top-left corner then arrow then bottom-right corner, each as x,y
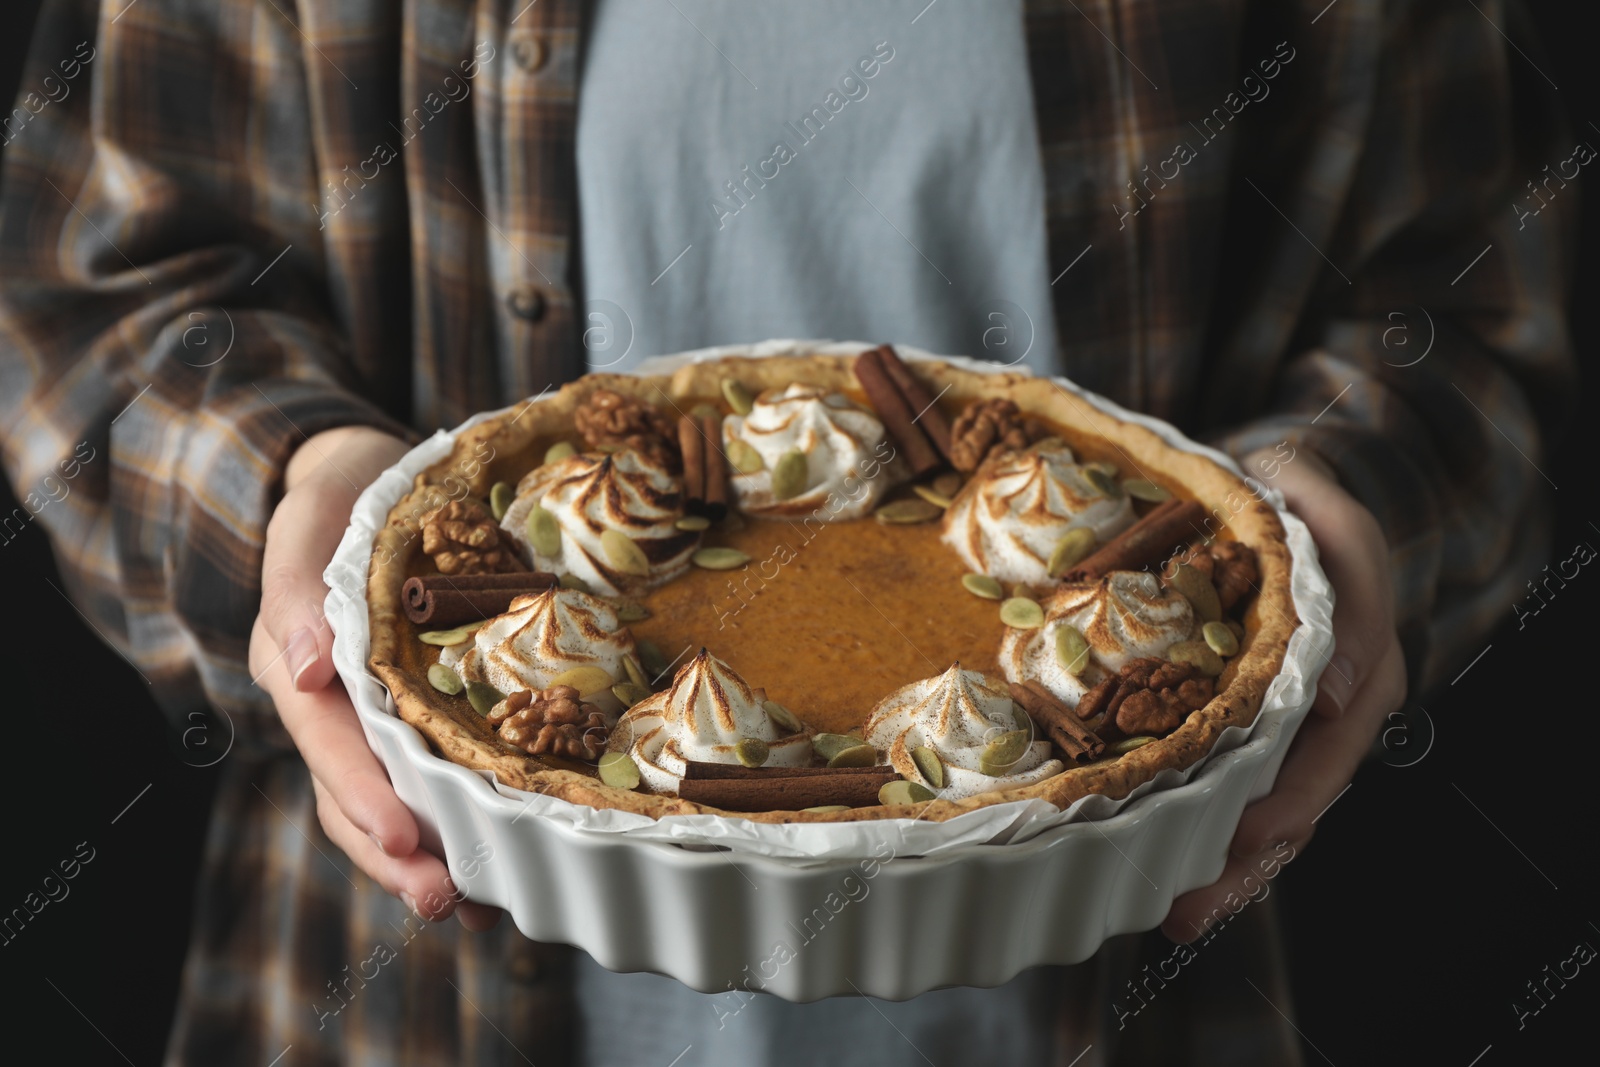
942,441 -> 1136,585
864,664 -> 1063,799
609,650 -> 814,794
440,587 -> 638,712
501,450 -> 698,596
1001,571 -> 1198,706
724,383 -> 904,520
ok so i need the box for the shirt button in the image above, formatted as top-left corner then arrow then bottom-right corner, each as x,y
506,285 -> 546,322
510,34 -> 547,73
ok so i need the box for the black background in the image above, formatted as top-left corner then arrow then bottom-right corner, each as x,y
1,3 -> 1594,1063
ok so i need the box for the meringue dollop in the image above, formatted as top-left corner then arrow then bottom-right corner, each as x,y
1000,571 -> 1198,706
724,383 -> 904,520
442,587 -> 638,711
608,649 -> 814,794
864,664 -> 1063,799
941,441 -> 1136,585
500,450 -> 698,596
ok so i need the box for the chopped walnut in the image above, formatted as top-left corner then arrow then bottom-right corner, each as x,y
1110,656 -> 1214,737
489,685 -> 609,760
574,389 -> 680,471
420,499 -> 525,575
949,398 -> 1039,472
1168,541 -> 1259,612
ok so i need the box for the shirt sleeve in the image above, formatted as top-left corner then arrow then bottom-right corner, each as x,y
0,2 -> 412,735
1213,0 -> 1577,691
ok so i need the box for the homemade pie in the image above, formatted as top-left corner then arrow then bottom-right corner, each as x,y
366,346 -> 1296,823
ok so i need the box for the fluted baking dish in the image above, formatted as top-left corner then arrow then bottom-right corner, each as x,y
327,340 -> 1333,1001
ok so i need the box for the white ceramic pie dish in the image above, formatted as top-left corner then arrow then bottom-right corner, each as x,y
327,340 -> 1334,1001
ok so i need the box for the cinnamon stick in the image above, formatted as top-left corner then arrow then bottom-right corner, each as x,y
402,572 -> 558,627
699,414 -> 728,519
1009,681 -> 1105,763
1063,498 -> 1208,581
678,415 -> 706,511
854,346 -> 942,476
683,761 -> 897,781
874,344 -> 954,463
677,771 -> 901,812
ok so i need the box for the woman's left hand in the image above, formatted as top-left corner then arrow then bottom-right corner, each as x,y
1160,448 -> 1408,941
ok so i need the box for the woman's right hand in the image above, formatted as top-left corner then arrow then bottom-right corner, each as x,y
250,425 -> 501,929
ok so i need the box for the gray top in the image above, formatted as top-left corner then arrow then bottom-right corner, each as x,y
575,0 -> 1060,373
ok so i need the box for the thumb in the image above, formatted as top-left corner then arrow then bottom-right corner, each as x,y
260,478 -> 356,692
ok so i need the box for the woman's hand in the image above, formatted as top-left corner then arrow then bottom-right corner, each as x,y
249,425 -> 501,930
1160,448 -> 1407,940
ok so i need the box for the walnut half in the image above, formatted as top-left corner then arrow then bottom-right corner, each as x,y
489,685 -> 609,761
573,389 -> 680,471
420,499 -> 525,576
949,398 -> 1040,472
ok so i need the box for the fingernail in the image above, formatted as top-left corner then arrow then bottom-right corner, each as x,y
1319,654 -> 1356,715
400,891 -> 420,917
286,628 -> 318,690
367,832 -> 388,856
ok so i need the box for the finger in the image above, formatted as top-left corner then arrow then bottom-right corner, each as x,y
1161,841 -> 1302,942
253,622 -> 420,857
260,479 -> 357,692
1230,639 -> 1405,856
456,901 -> 503,932
313,778 -> 463,921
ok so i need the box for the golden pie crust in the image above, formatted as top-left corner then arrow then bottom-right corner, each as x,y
367,354 -> 1297,823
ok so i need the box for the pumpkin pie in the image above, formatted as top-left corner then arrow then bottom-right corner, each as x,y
366,345 -> 1296,823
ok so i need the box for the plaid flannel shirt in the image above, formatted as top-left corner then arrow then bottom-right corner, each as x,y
0,1 -> 1574,1064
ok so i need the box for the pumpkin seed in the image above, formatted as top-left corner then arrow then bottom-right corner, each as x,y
979,729 -> 1031,776
544,440 -> 577,465
611,682 -> 652,708
813,733 -> 872,762
595,443 -> 621,453
1168,640 -> 1225,677
961,573 -> 1005,601
912,485 -> 953,509
489,481 -> 514,521
1083,466 -> 1123,498
637,639 -> 668,682
547,665 -> 613,696
1226,619 -> 1246,641
418,627 -> 472,646
1168,563 -> 1222,622
622,654 -> 649,690
911,746 -> 945,789
1047,527 -> 1098,578
932,471 -> 963,498
692,547 -> 751,571
874,498 -> 942,525
1111,736 -> 1156,755
558,572 -> 592,594
762,700 -> 803,733
1124,478 -> 1172,503
999,597 -> 1045,630
1054,625 -> 1091,675
718,510 -> 746,534
1202,620 -> 1239,657
721,378 -> 755,415
690,402 -> 722,420
598,751 -> 641,790
601,529 -> 650,576
879,780 -> 936,806
735,737 -> 770,768
427,663 -> 464,695
466,681 -> 504,717
526,504 -> 562,558
770,449 -> 808,500
726,439 -> 765,474
802,805 -> 852,814
828,744 -> 878,769
613,600 -> 651,623
675,515 -> 711,532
